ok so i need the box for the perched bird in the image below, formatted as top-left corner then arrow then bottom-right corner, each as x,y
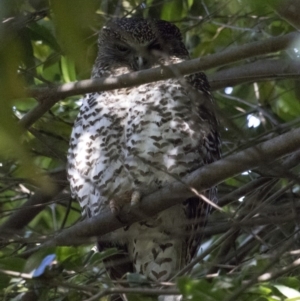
67,17 -> 220,299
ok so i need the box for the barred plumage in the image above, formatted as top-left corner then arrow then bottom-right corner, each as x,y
67,17 -> 221,300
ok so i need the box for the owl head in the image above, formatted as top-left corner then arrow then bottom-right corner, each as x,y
94,17 -> 189,75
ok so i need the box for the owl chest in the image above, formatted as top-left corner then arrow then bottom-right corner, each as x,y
122,84 -> 202,184
77,82 -> 202,197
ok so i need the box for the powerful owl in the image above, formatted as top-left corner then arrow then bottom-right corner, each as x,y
67,17 -> 220,298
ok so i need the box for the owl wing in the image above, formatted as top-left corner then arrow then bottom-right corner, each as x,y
67,92 -> 102,218
184,72 -> 221,262
68,92 -> 133,295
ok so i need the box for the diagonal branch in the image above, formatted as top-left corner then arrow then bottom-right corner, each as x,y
0,170 -> 67,233
209,59 -> 300,90
22,127 -> 300,251
19,32 -> 300,129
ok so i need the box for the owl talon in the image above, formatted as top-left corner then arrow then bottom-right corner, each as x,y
131,191 -> 141,206
109,199 -> 120,215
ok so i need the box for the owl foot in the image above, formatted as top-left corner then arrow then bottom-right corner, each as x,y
131,190 -> 141,206
109,199 -> 120,215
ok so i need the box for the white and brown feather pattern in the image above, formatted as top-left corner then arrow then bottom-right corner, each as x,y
67,17 -> 220,285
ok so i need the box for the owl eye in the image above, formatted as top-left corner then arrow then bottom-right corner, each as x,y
149,42 -> 162,52
116,44 -> 129,52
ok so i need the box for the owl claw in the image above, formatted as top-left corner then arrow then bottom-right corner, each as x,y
131,191 -> 141,206
109,199 -> 120,215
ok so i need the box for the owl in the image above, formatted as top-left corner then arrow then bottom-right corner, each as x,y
67,17 -> 220,299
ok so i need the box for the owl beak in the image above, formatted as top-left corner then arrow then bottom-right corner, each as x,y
133,55 -> 149,70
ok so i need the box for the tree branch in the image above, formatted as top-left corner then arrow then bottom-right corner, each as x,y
209,59 -> 300,90
22,127 -> 300,250
274,0 -> 300,30
204,211 -> 300,236
19,32 -> 300,129
0,170 -> 67,233
85,287 -> 179,301
219,149 -> 300,207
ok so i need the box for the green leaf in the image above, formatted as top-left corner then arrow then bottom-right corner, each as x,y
50,0 -> 98,72
160,0 -> 184,20
274,284 -> 300,299
0,257 -> 26,272
88,248 -> 120,265
0,274 -> 10,291
56,246 -> 81,262
61,56 -> 77,83
280,277 -> 300,290
29,21 -> 61,53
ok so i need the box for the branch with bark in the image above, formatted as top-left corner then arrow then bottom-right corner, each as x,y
6,30 -> 300,254
19,126 -> 300,252
19,32 -> 300,129
210,59 -> 300,90
0,170 -> 67,233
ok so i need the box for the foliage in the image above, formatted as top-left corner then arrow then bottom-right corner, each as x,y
1,0 -> 300,300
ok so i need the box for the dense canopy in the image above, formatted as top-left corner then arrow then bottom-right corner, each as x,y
1,1 -> 300,300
